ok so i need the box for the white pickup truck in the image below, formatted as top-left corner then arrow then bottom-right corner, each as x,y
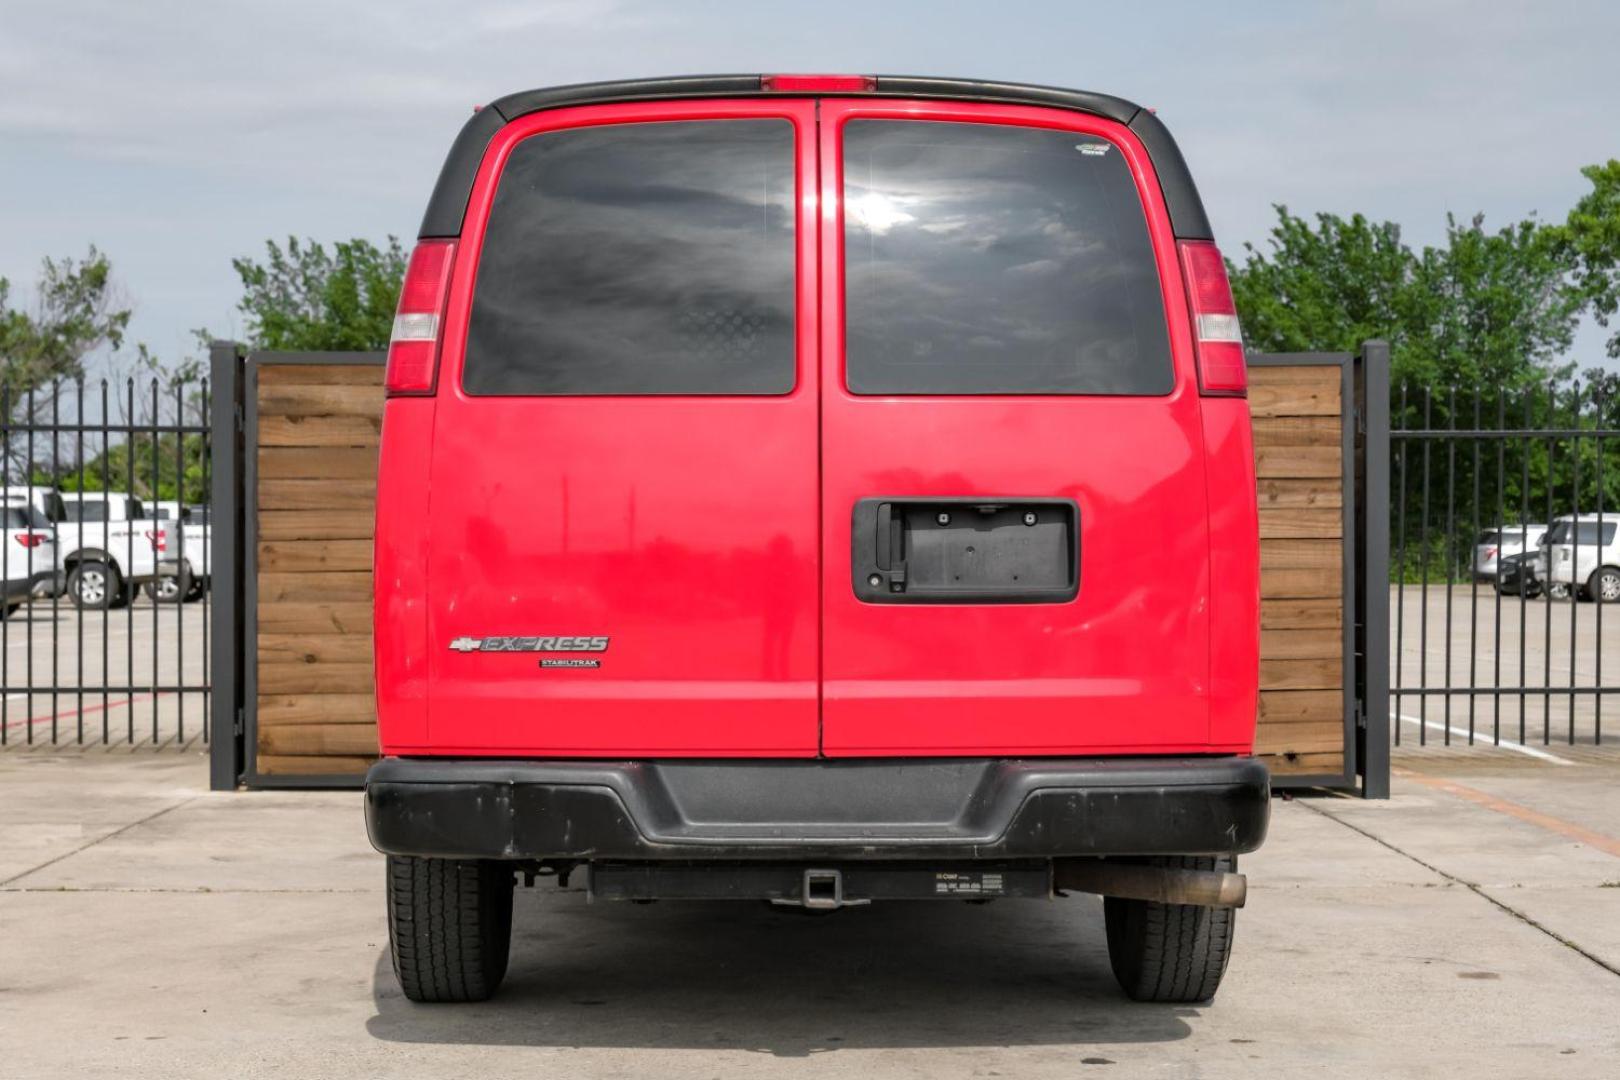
149,500 -> 210,602
3,487 -> 178,609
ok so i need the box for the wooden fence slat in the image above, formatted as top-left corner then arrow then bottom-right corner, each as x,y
1249,366 -> 1343,386
1258,508 -> 1342,539
1248,380 -> 1341,418
259,633 -> 375,664
258,415 -> 381,447
1260,598 -> 1343,630
256,384 -> 385,418
258,723 -> 380,757
1259,689 -> 1343,723
1255,720 -> 1345,755
1260,567 -> 1341,599
257,540 -> 373,573
258,572 -> 372,603
1250,416 -> 1341,448
259,447 -> 379,480
258,693 -> 377,725
259,479 -> 379,511
1255,446 -> 1341,479
258,511 -> 375,541
257,601 -> 373,635
1260,657 -> 1341,691
1261,539 -> 1342,571
1259,628 -> 1341,661
1258,478 -> 1343,509
258,661 -> 374,694
256,365 -> 385,387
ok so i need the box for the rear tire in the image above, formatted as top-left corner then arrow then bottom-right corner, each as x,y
1104,855 -> 1237,1003
67,561 -> 121,611
386,855 -> 514,1003
144,569 -> 192,603
1588,567 -> 1620,604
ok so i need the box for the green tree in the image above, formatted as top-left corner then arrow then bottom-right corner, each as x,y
1402,213 -> 1584,389
1228,210 -> 1415,361
53,432 -> 209,505
1560,159 -> 1620,358
0,247 -> 132,399
230,237 -> 407,350
1228,208 -> 1582,390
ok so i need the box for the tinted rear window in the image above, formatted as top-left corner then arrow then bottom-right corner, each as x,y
842,120 -> 1172,395
464,119 -> 796,396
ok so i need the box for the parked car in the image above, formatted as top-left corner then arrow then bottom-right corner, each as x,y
147,500 -> 209,602
3,487 -> 177,609
1541,514 -> 1620,602
1474,524 -> 1547,581
0,500 -> 59,616
365,75 -> 1268,1006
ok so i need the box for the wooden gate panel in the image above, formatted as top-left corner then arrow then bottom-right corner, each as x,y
232,352 -> 1366,789
247,355 -> 383,779
1250,360 -> 1350,781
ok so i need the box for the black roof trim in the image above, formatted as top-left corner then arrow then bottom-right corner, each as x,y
489,74 -> 766,124
418,75 -> 1212,240
872,75 -> 1140,125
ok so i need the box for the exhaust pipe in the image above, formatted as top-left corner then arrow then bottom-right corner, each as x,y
1054,859 -> 1247,908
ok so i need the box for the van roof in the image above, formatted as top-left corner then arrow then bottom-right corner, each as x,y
419,74 -> 1212,243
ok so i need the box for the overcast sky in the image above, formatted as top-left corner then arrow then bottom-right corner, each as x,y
2,0 -> 1617,371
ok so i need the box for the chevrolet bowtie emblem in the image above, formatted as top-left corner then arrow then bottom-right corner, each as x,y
448,637 -> 482,652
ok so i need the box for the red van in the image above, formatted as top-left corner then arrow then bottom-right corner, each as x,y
366,75 -> 1267,1005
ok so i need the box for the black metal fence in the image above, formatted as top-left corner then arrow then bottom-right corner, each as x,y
1391,379 -> 1618,748
0,375 -> 213,747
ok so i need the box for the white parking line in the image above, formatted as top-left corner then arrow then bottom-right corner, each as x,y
1394,712 -> 1577,765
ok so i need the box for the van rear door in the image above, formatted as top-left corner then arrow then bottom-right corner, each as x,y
817,99 -> 1214,755
421,99 -> 820,755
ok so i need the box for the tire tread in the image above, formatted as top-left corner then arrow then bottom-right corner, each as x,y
386,855 -> 512,1003
1104,854 -> 1236,1003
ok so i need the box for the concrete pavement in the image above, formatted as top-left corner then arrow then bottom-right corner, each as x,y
2,751 -> 1618,1079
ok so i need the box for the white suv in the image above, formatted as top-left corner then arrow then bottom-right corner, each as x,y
1,499 -> 59,616
1541,514 -> 1620,603
1474,524 -> 1548,581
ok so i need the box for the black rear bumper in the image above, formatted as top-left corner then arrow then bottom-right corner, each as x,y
364,756 -> 1270,862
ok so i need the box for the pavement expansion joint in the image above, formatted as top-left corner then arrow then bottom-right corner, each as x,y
1300,798 -> 1620,981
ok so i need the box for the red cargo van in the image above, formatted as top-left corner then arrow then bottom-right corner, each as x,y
366,75 -> 1267,1005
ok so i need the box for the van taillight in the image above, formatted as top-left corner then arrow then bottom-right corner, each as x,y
1178,240 -> 1246,396
14,532 -> 47,548
387,240 -> 457,396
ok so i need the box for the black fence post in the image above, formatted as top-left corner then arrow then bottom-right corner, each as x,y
1357,340 -> 1391,797
209,341 -> 246,791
